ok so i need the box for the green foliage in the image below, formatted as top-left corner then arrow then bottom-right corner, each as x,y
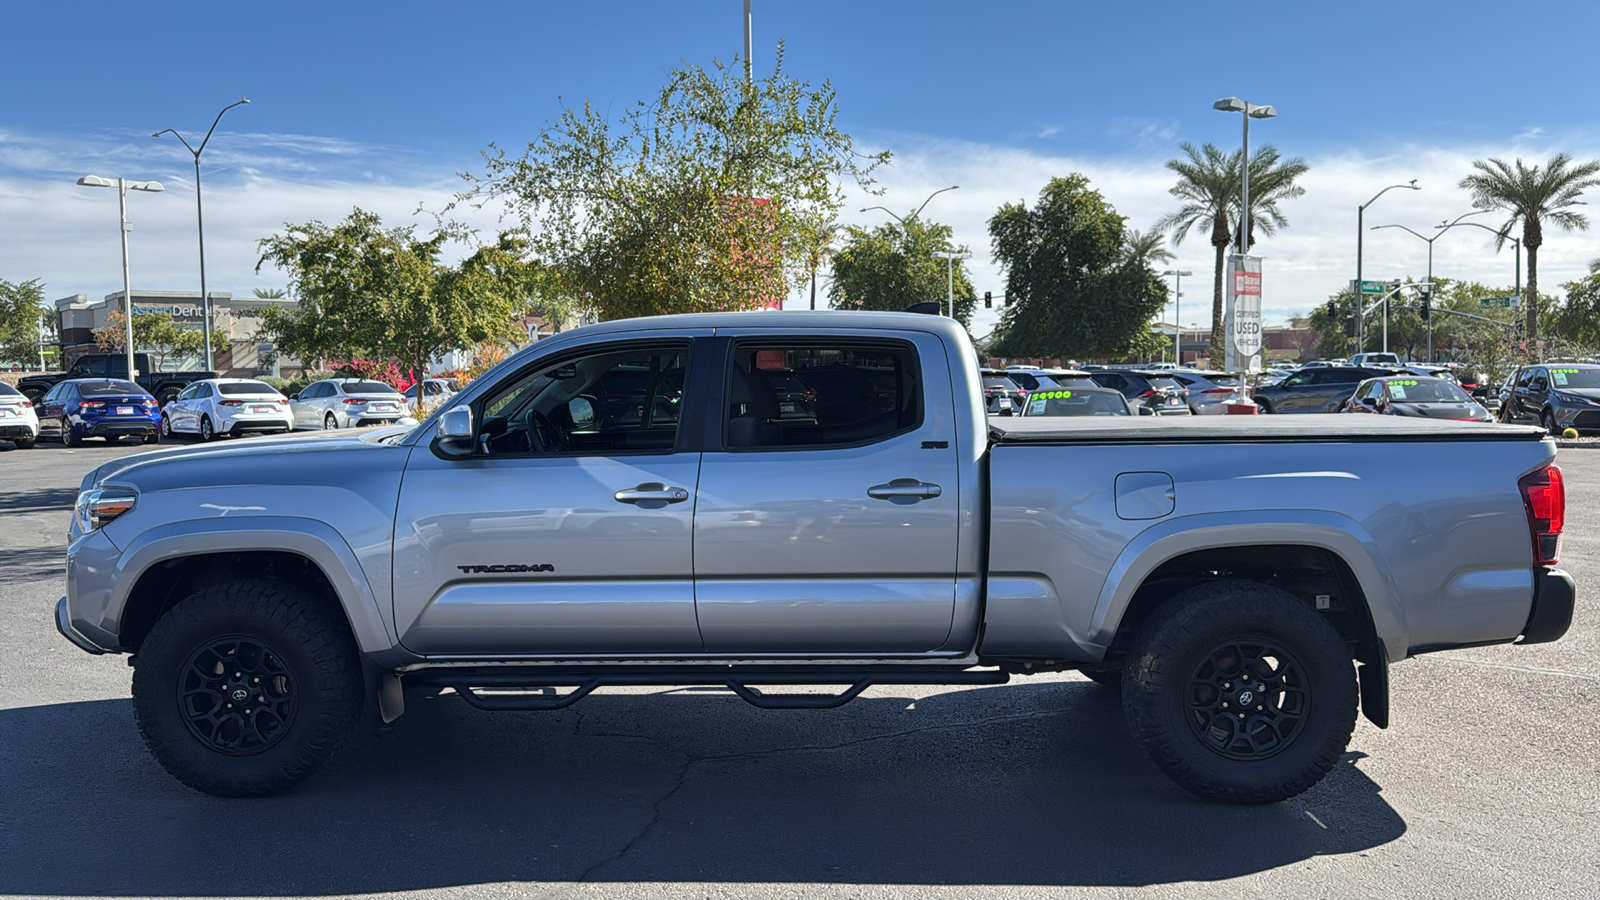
92,308 -> 226,370
0,277 -> 47,365
1547,269 -> 1600,349
1459,154 -> 1600,338
459,45 -> 887,321
251,287 -> 288,299
828,216 -> 976,325
255,209 -> 531,396
986,175 -> 1168,360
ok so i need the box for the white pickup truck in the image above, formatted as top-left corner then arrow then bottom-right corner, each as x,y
58,312 -> 1575,803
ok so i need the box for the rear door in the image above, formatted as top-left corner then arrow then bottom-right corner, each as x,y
692,331 -> 961,653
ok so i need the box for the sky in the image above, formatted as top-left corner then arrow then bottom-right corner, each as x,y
4,0 -> 1600,338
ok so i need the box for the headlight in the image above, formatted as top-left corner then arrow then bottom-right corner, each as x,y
73,488 -> 137,536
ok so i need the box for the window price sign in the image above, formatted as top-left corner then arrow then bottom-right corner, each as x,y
1225,254 -> 1263,373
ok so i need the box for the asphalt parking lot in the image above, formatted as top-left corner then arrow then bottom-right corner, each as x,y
1,435 -> 1595,900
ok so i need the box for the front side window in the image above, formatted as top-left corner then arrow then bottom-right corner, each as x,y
477,344 -> 689,456
725,342 -> 919,449
76,357 -> 107,377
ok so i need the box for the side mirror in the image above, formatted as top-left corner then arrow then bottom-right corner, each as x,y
1137,406 -> 1155,416
435,406 -> 474,458
568,396 -> 595,429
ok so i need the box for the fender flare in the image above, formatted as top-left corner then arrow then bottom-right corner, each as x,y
1089,509 -> 1410,665
111,516 -> 396,654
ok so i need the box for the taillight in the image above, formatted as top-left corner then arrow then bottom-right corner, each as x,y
20,400 -> 32,408
79,401 -> 105,410
344,398 -> 367,404
219,400 -> 244,407
1519,465 -> 1565,565
1140,390 -> 1157,398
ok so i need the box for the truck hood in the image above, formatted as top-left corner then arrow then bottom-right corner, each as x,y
82,425 -> 416,492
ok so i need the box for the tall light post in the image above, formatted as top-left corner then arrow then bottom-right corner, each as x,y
153,97 -> 249,372
930,251 -> 971,318
76,176 -> 165,381
861,184 -> 959,224
1213,98 -> 1276,400
1356,180 -> 1420,352
1161,269 -> 1193,363
1449,219 -> 1523,311
1371,209 -> 1487,359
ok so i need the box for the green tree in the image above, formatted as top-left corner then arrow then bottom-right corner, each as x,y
0,277 -> 46,366
1460,154 -> 1600,340
1158,143 -> 1308,363
1122,228 -> 1174,268
986,175 -> 1168,359
93,309 -> 227,370
829,216 -> 977,325
251,287 -> 288,299
459,45 -> 887,321
255,208 -> 530,404
1547,261 -> 1600,348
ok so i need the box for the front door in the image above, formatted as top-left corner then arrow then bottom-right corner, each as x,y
693,333 -> 961,653
393,337 -> 708,655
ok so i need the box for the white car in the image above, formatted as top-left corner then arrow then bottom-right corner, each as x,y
290,378 -> 407,430
163,378 -> 293,441
402,378 -> 457,413
0,381 -> 40,448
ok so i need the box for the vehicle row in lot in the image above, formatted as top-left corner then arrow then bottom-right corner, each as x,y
1499,362 -> 1600,434
1340,375 -> 1495,422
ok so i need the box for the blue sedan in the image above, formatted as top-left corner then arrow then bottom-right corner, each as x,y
37,379 -> 162,445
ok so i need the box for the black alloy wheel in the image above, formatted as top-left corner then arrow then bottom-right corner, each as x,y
177,637 -> 297,755
1181,639 -> 1308,761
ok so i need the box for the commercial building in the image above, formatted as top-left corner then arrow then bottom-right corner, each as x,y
54,291 -> 301,377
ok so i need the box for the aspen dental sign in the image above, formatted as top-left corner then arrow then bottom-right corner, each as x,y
1225,255 -> 1263,373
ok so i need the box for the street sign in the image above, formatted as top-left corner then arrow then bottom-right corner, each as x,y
1480,296 -> 1515,308
1226,255 -> 1263,373
1360,280 -> 1386,295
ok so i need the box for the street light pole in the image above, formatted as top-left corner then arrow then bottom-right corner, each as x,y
860,185 -> 959,224
1356,181 -> 1420,353
1370,210 -> 1487,359
1213,98 -> 1276,401
1161,269 -> 1193,363
154,97 -> 249,373
77,176 -> 165,381
931,250 -> 971,317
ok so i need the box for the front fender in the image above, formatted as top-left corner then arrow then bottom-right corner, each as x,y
98,516 -> 397,655
1089,510 -> 1410,664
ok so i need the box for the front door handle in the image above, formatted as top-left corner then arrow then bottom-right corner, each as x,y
614,483 -> 691,505
868,478 -> 942,502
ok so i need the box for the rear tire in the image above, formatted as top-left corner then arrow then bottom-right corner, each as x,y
61,416 -> 81,447
200,416 -> 215,442
16,436 -> 35,449
1255,400 -> 1273,414
1121,580 -> 1357,804
130,579 -> 363,797
323,413 -> 338,431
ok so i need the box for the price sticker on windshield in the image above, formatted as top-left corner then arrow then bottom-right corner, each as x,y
1034,390 -> 1073,400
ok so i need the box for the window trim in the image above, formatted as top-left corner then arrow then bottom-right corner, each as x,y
713,336 -> 926,454
450,338 -> 702,461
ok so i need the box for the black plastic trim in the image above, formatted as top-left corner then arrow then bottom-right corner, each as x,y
1519,567 -> 1575,644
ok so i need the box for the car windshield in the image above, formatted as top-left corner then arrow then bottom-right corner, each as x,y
347,381 -> 398,395
1388,380 -> 1471,403
79,380 -> 143,396
217,381 -> 279,395
983,376 -> 1020,391
1024,390 -> 1130,416
1549,367 -> 1600,388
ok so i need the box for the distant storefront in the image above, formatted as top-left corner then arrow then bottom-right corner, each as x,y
54,290 -> 303,377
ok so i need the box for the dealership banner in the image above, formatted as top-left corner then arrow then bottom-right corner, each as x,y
1225,254 -> 1263,373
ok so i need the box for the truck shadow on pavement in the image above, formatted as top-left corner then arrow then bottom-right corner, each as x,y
0,682 -> 1406,894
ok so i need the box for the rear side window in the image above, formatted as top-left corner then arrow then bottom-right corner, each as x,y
726,342 -> 920,449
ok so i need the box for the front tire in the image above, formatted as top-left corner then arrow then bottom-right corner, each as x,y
1541,409 -> 1559,436
1255,400 -> 1273,414
130,579 -> 364,797
1121,580 -> 1357,804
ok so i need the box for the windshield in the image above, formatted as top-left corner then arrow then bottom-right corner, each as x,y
1023,389 -> 1130,417
78,380 -> 144,396
218,381 -> 280,395
1387,380 -> 1471,403
1550,367 -> 1600,388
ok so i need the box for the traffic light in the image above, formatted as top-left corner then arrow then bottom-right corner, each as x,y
984,291 -> 993,309
1343,319 -> 1355,337
1418,285 -> 1432,321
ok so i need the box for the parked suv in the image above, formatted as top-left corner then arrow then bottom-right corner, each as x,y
1348,352 -> 1402,367
1252,366 -> 1395,414
979,370 -> 1025,415
290,379 -> 407,430
1087,370 -> 1191,415
1500,363 -> 1600,434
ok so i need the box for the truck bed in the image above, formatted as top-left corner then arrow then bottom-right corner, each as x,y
989,415 -> 1549,444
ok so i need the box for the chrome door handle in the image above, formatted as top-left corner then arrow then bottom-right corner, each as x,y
868,478 -> 942,501
614,483 -> 691,504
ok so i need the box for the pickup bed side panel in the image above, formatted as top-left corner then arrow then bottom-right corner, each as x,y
981,438 -> 1554,663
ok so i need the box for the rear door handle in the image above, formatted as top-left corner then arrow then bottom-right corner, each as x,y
868,478 -> 942,502
614,483 -> 691,505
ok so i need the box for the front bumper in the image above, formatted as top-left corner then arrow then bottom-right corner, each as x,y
56,596 -> 108,654
1519,567 -> 1575,644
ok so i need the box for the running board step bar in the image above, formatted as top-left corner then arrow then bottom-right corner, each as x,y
413,666 -> 1012,712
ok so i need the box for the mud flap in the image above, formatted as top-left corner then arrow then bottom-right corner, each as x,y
1358,653 -> 1388,729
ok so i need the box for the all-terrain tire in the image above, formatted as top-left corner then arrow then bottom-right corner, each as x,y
131,578 -> 363,797
1121,579 -> 1357,804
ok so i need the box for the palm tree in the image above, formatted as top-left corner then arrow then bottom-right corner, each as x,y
1460,154 -> 1600,339
251,287 -> 287,299
1123,228 -> 1175,268
1158,142 -> 1308,363
1157,143 -> 1236,363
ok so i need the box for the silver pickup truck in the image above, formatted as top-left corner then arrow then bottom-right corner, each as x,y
57,312 -> 1575,804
